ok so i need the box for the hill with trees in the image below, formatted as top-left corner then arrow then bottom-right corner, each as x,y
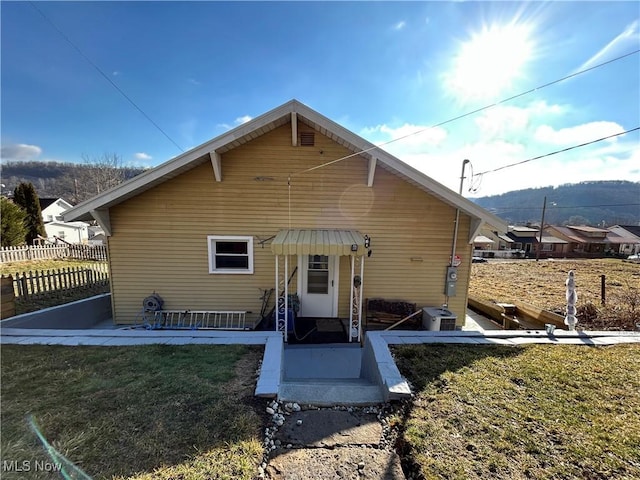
1,155 -> 146,205
2,161 -> 638,227
471,181 -> 640,227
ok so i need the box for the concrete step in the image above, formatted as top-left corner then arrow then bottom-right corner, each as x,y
279,378 -> 384,406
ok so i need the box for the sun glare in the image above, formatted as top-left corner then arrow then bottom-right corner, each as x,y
446,23 -> 533,102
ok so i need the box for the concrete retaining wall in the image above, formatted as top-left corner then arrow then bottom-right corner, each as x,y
0,294 -> 112,329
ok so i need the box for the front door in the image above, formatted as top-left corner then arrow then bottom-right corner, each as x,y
298,255 -> 338,317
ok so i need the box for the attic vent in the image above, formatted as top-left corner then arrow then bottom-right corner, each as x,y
300,132 -> 315,146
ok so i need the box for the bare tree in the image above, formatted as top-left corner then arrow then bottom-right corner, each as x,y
81,153 -> 126,194
63,153 -> 128,203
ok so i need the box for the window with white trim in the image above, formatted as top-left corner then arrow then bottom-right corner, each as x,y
207,236 -> 254,274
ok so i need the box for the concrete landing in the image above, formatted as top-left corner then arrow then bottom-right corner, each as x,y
283,344 -> 362,379
279,344 -> 385,406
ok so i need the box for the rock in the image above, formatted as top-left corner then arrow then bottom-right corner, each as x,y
292,403 -> 301,412
296,419 -> 303,426
357,461 -> 365,469
266,407 -> 275,415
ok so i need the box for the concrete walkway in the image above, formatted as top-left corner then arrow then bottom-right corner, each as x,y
0,327 -> 279,346
3,314 -> 639,405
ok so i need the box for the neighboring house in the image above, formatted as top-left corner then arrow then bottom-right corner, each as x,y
64,100 -> 506,339
88,226 -> 106,245
506,225 -> 540,256
40,198 -> 74,223
473,235 -> 495,251
547,225 -> 614,257
534,232 -> 570,258
608,225 -> 640,256
44,221 -> 90,244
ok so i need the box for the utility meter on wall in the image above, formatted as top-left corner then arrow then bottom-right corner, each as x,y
445,266 -> 458,296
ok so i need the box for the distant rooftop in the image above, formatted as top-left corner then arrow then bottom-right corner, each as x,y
510,225 -> 539,233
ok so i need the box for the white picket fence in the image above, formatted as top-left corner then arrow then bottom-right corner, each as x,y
0,244 -> 108,263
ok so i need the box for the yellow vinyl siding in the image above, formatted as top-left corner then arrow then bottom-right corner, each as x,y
109,122 -> 472,325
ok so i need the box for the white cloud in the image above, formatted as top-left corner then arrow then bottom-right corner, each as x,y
0,143 -> 42,162
534,121 -> 625,145
216,115 -> 254,132
573,20 -> 639,73
394,21 -> 406,31
475,106 -> 530,138
362,123 -> 448,152
187,78 -> 201,86
134,152 -> 152,161
474,102 -> 565,139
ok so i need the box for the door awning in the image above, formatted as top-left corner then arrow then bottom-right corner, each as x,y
271,229 -> 365,256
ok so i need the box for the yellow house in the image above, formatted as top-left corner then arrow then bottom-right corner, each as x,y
64,100 -> 506,341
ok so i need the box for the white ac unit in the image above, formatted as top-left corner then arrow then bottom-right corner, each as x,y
422,307 -> 457,331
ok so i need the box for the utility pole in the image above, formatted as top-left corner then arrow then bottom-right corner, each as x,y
536,196 -> 547,262
451,159 -> 470,266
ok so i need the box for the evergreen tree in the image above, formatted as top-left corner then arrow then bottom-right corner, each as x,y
12,182 -> 46,244
0,197 -> 28,246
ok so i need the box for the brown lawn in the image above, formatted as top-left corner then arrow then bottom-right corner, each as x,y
469,258 -> 640,330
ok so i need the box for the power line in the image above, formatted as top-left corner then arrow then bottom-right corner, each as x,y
28,2 -> 184,153
488,203 -> 640,211
293,48 -> 640,177
473,127 -> 640,176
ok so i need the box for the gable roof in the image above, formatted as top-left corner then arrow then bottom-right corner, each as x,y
64,99 -> 507,236
611,225 -> 640,240
39,197 -> 73,211
45,221 -> 89,229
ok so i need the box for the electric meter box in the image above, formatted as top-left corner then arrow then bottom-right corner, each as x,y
444,266 -> 458,296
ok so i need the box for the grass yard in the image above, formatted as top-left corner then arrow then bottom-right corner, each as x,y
0,344 -> 264,480
0,258 -> 105,276
469,258 -> 640,330
1,259 -> 110,315
392,344 -> 640,480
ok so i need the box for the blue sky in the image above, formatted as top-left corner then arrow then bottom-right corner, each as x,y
1,1 -> 639,196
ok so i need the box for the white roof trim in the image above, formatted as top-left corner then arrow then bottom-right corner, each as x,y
64,99 -> 507,232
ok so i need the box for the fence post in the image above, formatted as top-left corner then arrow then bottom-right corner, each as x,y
601,274 -> 606,305
1,276 -> 16,319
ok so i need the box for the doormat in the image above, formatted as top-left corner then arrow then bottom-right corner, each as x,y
315,318 -> 347,333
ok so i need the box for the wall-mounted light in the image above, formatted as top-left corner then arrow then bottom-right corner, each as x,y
364,235 -> 371,248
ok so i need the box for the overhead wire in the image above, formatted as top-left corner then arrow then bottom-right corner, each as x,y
292,48 -> 640,178
488,203 -> 640,211
29,0 -> 637,189
472,127 -> 640,177
28,1 -> 184,153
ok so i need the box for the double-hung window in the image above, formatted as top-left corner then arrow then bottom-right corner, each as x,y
207,236 -> 254,274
